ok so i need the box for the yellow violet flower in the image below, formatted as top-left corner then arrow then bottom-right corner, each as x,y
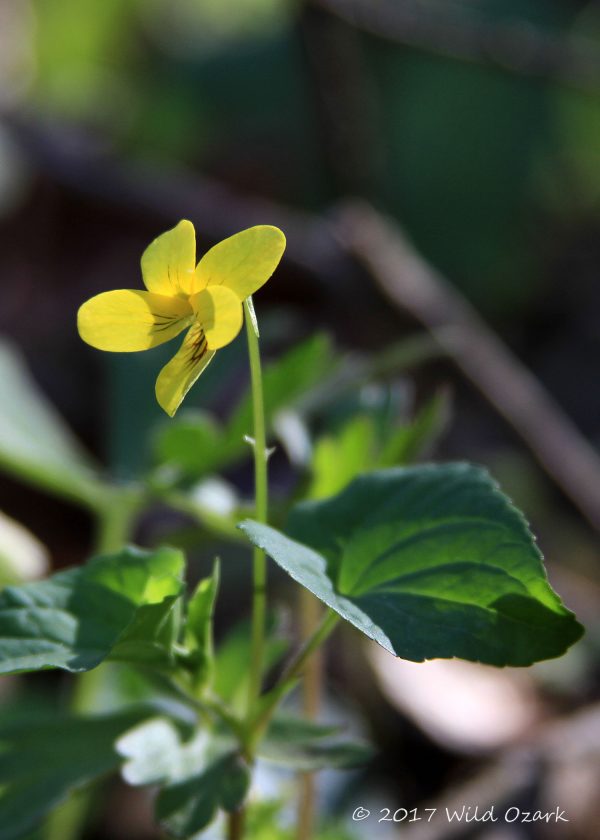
78,221 -> 286,416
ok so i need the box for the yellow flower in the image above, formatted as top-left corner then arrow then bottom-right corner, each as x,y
78,221 -> 286,416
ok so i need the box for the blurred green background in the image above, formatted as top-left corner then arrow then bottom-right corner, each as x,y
0,1 -> 599,838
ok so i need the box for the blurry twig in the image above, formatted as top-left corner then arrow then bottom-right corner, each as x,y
4,116 -> 345,285
314,0 -> 600,93
8,115 -> 600,529
336,201 -> 600,532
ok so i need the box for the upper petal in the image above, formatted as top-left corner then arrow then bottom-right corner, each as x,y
141,219 -> 197,297
78,290 -> 192,352
155,322 -> 215,417
195,225 -> 285,300
191,286 -> 243,350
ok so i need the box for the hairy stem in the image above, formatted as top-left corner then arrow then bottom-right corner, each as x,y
243,298 -> 269,725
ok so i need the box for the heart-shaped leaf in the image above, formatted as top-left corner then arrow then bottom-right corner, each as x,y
240,465 -> 583,666
0,546 -> 184,674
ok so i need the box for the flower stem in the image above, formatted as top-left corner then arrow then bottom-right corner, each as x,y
243,298 -> 269,725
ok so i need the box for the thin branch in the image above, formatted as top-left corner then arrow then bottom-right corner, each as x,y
336,201 -> 600,532
7,115 -> 600,530
4,115 -> 346,284
314,0 -> 600,94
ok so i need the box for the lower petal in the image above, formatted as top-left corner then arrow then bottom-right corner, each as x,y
78,290 -> 192,352
191,286 -> 243,350
155,322 -> 215,417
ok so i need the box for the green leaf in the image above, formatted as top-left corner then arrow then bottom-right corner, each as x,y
0,341 -> 109,509
308,391 -> 450,500
239,465 -> 583,666
378,390 -> 450,467
309,416 -> 376,500
154,410 -> 224,476
186,561 -> 220,655
117,717 -> 249,836
0,709 -> 147,840
157,752 -> 250,837
185,560 -> 220,689
0,545 -> 184,674
258,717 -> 373,770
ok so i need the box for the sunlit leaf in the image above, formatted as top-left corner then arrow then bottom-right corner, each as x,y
378,390 -> 450,467
240,465 -> 583,666
309,416 -> 376,500
0,546 -> 184,674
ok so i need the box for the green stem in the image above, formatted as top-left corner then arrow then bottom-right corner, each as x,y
243,298 -> 269,725
95,488 -> 143,553
246,610 -> 339,756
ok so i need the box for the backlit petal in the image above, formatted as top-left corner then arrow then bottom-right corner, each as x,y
195,225 -> 285,300
155,322 -> 215,417
78,290 -> 192,352
191,286 -> 243,350
141,219 -> 197,297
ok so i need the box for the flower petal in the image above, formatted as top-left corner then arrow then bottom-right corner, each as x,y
195,225 -> 285,300
141,219 -> 197,297
155,322 -> 215,417
191,286 -> 243,350
78,290 -> 192,352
